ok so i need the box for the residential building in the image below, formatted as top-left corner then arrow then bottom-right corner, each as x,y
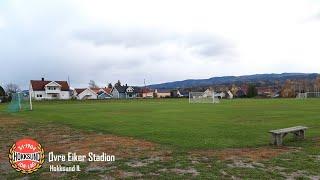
170,90 -> 183,97
154,89 -> 171,98
235,89 -> 246,97
215,91 -> 226,99
30,78 -> 70,100
94,87 -> 112,99
140,88 -> 154,98
111,85 -> 141,99
257,87 -> 281,98
226,90 -> 234,99
203,89 -> 214,97
97,91 -> 112,99
74,88 -> 98,100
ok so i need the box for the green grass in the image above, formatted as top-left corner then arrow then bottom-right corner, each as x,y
1,98 -> 320,149
1,98 -> 320,179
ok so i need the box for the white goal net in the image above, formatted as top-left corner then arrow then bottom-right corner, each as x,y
189,92 -> 220,103
297,92 -> 320,99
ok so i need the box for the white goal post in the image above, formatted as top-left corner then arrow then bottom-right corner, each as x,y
189,92 -> 220,103
296,92 -> 320,99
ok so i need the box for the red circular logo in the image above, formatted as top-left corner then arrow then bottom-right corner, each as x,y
8,139 -> 45,174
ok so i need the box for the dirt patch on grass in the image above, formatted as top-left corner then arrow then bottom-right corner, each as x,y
0,116 -> 170,160
280,170 -> 320,180
1,115 -> 316,179
0,115 -> 172,178
31,125 -> 162,159
313,137 -> 320,147
226,159 -> 265,168
190,147 -> 298,161
113,170 -> 143,178
159,168 -> 199,177
0,116 -> 23,127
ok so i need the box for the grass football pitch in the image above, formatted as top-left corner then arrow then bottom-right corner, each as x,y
1,98 -> 320,179
6,98 -> 320,149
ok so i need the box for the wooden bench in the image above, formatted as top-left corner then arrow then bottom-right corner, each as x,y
269,126 -> 308,146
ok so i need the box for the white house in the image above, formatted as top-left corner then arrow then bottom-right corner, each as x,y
74,88 -> 98,100
154,89 -> 171,98
215,92 -> 226,99
30,78 -> 71,100
203,89 -> 214,97
227,90 -> 234,99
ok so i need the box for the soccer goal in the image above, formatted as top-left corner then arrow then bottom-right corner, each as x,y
297,92 -> 320,99
296,93 -> 307,99
189,92 -> 220,103
7,92 -> 32,112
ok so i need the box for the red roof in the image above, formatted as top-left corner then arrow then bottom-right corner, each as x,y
30,80 -> 70,91
74,88 -> 86,94
90,88 -> 112,94
102,88 -> 112,94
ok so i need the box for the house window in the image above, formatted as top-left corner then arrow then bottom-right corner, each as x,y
126,87 -> 134,92
37,94 -> 42,97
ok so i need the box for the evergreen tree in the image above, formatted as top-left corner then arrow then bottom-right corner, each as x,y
115,80 -> 121,87
0,86 -> 5,96
247,84 -> 257,98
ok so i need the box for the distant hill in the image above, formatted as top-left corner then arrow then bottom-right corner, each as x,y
148,73 -> 319,89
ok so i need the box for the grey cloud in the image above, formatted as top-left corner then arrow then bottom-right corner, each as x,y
92,57 -> 145,71
74,28 -> 176,47
0,1 -> 235,89
193,44 -> 226,57
183,34 -> 232,57
73,27 -> 233,57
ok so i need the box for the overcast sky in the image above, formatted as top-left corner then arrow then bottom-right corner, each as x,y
1,0 -> 320,89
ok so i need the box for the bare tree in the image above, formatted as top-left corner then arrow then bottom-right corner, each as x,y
314,76 -> 320,92
88,80 -> 99,88
281,80 -> 295,97
5,83 -> 20,95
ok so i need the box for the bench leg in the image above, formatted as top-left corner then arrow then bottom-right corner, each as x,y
270,134 -> 277,145
301,130 -> 306,139
293,130 -> 306,140
271,134 -> 283,146
275,134 -> 283,146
